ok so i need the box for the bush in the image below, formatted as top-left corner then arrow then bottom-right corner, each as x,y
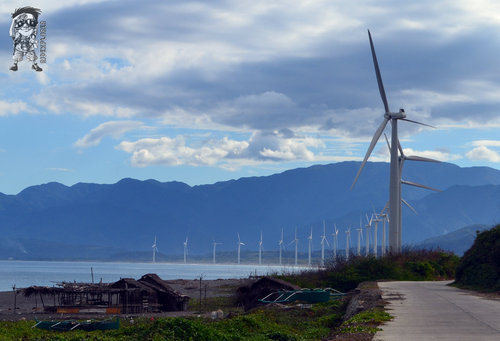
455,225 -> 500,291
279,249 -> 459,292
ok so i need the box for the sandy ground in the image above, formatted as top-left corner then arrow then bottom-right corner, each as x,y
0,278 -> 251,321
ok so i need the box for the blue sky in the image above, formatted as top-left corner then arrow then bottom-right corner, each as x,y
1,0 -> 500,194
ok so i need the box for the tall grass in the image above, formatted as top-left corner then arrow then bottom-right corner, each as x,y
277,248 -> 459,292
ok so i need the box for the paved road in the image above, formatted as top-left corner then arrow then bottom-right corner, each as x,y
374,281 -> 500,341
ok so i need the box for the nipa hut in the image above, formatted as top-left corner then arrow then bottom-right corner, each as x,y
21,273 -> 189,314
236,276 -> 300,311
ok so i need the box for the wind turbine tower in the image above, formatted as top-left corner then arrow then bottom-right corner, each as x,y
372,213 -> 381,257
258,231 -> 264,265
308,227 -> 313,266
320,221 -> 330,266
289,228 -> 299,266
365,214 -> 372,257
183,237 -> 188,264
332,224 -> 339,261
345,228 -> 351,261
380,213 -> 388,256
351,30 -> 433,253
212,240 -> 222,264
278,228 -> 285,266
152,236 -> 158,263
237,232 -> 245,265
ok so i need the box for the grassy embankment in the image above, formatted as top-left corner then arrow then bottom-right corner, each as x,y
0,249 -> 458,340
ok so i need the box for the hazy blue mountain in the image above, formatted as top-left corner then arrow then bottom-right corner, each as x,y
1,161 -> 500,260
415,224 -> 490,256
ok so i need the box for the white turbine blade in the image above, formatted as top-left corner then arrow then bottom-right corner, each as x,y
400,118 -> 435,129
351,117 -> 390,189
384,133 -> 391,153
405,155 -> 441,163
397,139 -> 404,157
237,232 -> 240,242
401,179 -> 441,192
368,30 -> 390,113
401,198 -> 417,214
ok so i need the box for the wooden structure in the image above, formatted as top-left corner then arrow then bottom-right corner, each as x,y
21,273 -> 189,314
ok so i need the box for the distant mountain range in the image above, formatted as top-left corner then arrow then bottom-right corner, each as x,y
1,161 -> 499,260
416,224 -> 490,256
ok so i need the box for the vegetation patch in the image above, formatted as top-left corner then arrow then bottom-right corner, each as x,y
278,249 -> 459,292
454,225 -> 500,291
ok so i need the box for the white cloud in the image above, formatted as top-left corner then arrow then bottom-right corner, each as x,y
466,145 -> 500,163
75,120 -> 147,148
471,140 -> 500,147
117,130 -> 326,168
47,167 -> 73,172
0,100 -> 29,116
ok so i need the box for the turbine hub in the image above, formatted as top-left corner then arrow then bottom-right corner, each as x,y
384,109 -> 406,120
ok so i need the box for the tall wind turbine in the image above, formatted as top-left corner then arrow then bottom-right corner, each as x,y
237,232 -> 245,265
183,237 -> 188,264
258,231 -> 264,265
351,30 -> 433,254
278,228 -> 285,266
383,133 -> 441,251
212,240 -> 222,264
320,221 -> 330,266
307,227 -> 313,266
289,228 -> 299,266
356,217 -> 363,256
152,236 -> 158,263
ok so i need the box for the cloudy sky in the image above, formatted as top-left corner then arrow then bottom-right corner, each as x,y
1,0 -> 500,194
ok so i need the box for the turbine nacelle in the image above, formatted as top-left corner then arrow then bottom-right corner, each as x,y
384,108 -> 406,120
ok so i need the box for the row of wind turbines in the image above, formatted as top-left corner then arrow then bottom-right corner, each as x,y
151,212 -> 393,266
151,30 -> 440,265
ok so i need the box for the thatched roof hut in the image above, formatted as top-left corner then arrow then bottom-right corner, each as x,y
20,273 -> 189,313
236,277 -> 300,311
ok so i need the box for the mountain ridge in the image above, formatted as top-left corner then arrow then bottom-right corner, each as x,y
0,161 -> 499,259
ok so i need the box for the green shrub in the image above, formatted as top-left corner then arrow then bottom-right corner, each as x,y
455,225 -> 500,291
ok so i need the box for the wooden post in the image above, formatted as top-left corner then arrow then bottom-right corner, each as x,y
12,285 -> 16,311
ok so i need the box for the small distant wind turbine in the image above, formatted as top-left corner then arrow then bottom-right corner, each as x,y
332,224 -> 339,260
345,228 -> 351,261
307,227 -> 313,266
237,232 -> 245,265
183,237 -> 188,264
372,212 -> 381,258
289,228 -> 299,266
365,214 -> 372,256
152,236 -> 158,263
380,212 -> 388,257
278,228 -> 285,266
212,240 -> 222,264
258,231 -> 264,265
356,219 -> 363,257
320,221 -> 330,266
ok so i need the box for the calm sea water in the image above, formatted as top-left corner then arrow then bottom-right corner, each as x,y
0,261 -> 307,291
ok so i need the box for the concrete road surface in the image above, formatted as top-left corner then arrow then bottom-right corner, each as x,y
374,281 -> 500,341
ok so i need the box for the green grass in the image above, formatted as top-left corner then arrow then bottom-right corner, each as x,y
337,308 -> 392,336
0,299 -> 346,340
